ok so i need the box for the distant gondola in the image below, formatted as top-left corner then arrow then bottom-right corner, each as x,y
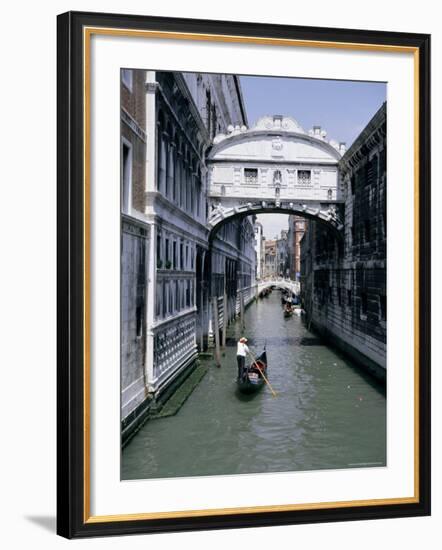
284,304 -> 294,317
237,349 -> 268,394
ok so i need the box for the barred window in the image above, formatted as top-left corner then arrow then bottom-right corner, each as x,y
244,168 -> 258,184
379,295 -> 386,321
360,292 -> 368,316
297,170 -> 311,185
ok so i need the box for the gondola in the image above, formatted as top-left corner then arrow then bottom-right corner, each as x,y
237,349 -> 268,394
283,304 -> 294,317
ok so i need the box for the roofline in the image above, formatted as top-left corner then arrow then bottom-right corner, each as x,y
208,129 -> 342,161
341,101 -> 387,161
233,75 -> 248,127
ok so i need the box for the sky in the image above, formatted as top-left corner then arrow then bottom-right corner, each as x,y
239,75 -> 386,238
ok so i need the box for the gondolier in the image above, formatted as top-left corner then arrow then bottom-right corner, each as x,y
237,337 -> 250,379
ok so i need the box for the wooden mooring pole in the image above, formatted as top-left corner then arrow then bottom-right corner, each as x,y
222,292 -> 227,348
212,297 -> 221,367
240,290 -> 245,332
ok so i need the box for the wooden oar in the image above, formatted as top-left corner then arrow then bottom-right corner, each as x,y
247,350 -> 277,397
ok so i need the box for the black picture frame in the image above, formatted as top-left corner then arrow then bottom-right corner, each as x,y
57,10 -> 431,539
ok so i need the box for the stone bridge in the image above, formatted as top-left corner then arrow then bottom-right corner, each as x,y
257,278 -> 300,296
206,115 -> 345,236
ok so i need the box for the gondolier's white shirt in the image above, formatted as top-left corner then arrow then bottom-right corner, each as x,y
237,342 -> 249,357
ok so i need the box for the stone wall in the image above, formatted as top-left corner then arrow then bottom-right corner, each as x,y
301,103 -> 387,380
121,217 -> 150,421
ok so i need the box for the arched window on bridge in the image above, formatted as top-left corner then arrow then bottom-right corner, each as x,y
298,170 -> 311,186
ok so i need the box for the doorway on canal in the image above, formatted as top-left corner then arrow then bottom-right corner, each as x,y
122,291 -> 386,481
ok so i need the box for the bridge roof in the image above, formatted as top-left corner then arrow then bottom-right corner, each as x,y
208,115 -> 345,163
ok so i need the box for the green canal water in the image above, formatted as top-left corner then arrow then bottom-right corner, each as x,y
122,292 -> 386,480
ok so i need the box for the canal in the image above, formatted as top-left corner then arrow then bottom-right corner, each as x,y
122,291 -> 386,480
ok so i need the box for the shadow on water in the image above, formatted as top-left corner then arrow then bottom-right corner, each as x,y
304,323 -> 386,397
234,387 -> 264,402
299,337 -> 325,346
226,336 -> 325,348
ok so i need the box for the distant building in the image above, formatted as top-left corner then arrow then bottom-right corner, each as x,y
301,103 -> 387,380
287,215 -> 306,281
276,229 -> 289,277
254,221 -> 264,279
262,229 -> 290,278
263,239 -> 277,277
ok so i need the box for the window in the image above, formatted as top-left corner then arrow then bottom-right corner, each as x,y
327,188 -> 333,200
136,305 -> 143,338
156,234 -> 162,268
180,242 -> 184,270
347,289 -> 352,307
156,282 -> 162,318
379,295 -> 386,321
175,281 -> 180,313
297,170 -> 311,185
328,286 -> 333,304
168,282 -> 173,314
273,170 -> 282,185
337,287 -> 342,306
244,168 -> 258,184
360,292 -> 368,316
173,241 -> 177,270
122,141 -> 132,214
186,281 -> 190,307
121,69 -> 133,91
162,282 -> 167,318
364,219 -> 371,242
351,174 -> 356,195
165,238 -> 170,268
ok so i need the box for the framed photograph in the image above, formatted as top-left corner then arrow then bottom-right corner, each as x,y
57,11 -> 431,538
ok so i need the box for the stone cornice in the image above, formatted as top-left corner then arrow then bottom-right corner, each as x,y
120,107 -> 147,143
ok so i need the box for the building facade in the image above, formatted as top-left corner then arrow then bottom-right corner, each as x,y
287,215 -> 306,281
300,103 -> 387,380
276,229 -> 289,277
254,221 -> 264,280
263,239 -> 277,277
121,70 -> 255,441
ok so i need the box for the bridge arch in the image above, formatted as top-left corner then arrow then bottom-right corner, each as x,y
207,201 -> 343,242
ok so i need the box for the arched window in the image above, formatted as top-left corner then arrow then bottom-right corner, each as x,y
327,188 -> 333,200
195,162 -> 202,218
165,122 -> 173,199
175,137 -> 182,206
221,185 -> 226,196
157,110 -> 166,192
